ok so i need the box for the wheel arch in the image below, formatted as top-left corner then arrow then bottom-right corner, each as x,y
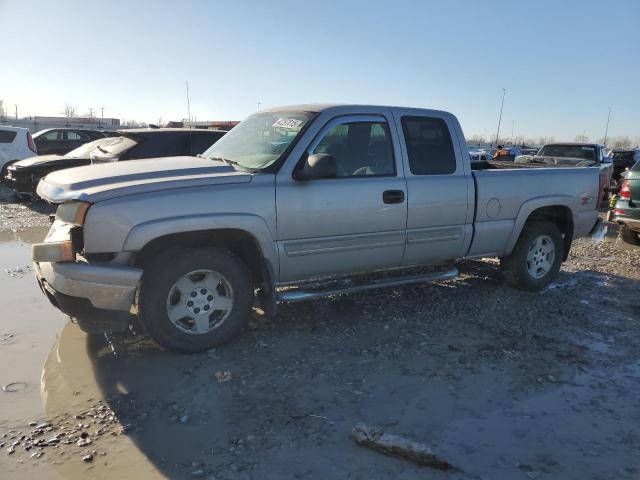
125,214 -> 279,290
506,197 -> 575,260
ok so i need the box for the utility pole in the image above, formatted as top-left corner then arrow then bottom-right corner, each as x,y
185,81 -> 192,127
100,107 -> 104,126
494,88 -> 506,146
511,120 -> 515,146
257,102 -> 261,111
15,104 -> 18,120
88,107 -> 95,119
603,108 -> 612,146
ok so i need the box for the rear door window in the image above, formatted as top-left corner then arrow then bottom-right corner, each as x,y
0,130 -> 17,143
125,133 -> 189,159
401,116 -> 456,175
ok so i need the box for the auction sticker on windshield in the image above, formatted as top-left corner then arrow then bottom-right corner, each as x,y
272,118 -> 304,129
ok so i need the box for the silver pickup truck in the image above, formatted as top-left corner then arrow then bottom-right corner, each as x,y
33,104 -> 603,352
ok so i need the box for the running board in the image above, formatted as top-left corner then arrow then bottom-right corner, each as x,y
276,266 -> 459,303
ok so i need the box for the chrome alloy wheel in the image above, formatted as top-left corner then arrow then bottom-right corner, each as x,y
526,234 -> 555,279
165,269 -> 234,334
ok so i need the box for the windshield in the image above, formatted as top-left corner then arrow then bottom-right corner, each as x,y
64,138 -> 114,159
537,145 -> 596,161
612,151 -> 634,161
201,111 -> 315,170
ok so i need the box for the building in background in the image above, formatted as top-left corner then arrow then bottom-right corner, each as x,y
0,115 -> 120,133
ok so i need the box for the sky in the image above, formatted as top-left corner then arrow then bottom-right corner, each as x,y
0,0 -> 638,141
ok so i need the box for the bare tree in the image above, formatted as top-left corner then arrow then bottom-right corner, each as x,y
61,103 -> 77,118
574,134 -> 589,143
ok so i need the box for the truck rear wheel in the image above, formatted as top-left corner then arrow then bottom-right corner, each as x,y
621,225 -> 640,246
138,247 -> 254,353
500,221 -> 563,291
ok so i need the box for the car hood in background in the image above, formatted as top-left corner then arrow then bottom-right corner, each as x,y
514,155 -> 598,167
37,156 -> 252,203
12,154 -> 65,168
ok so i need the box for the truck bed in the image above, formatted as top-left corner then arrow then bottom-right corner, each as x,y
465,165 -> 600,258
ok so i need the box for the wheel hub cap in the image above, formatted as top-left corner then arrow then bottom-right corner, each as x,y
185,287 -> 215,315
165,269 -> 234,335
526,234 -> 555,279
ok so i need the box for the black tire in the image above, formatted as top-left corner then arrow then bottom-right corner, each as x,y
138,247 -> 254,353
621,225 -> 640,246
500,221 -> 563,291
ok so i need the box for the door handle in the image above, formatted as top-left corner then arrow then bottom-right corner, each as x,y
383,190 -> 405,204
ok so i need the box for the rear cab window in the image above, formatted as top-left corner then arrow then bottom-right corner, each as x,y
401,116 -> 456,175
0,130 -> 17,143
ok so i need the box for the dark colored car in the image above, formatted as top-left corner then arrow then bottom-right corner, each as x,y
612,161 -> 640,246
32,128 -> 113,155
5,128 -> 226,196
610,148 -> 640,184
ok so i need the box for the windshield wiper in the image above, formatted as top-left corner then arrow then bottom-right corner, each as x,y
208,156 -> 241,167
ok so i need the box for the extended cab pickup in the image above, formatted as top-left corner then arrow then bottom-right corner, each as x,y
33,105 -> 604,352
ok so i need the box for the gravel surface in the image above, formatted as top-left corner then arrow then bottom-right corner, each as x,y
1,195 -> 639,479
0,185 -> 54,232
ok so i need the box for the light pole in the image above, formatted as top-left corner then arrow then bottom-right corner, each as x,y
603,108 -> 612,146
100,107 -> 104,126
494,88 -> 506,146
257,102 -> 261,111
511,120 -> 515,146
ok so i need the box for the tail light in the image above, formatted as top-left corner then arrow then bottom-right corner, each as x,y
620,180 -> 631,200
27,132 -> 37,153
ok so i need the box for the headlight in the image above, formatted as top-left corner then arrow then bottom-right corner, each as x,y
55,202 -> 91,226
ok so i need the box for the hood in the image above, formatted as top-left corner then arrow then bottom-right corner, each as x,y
37,156 -> 252,203
12,154 -> 64,168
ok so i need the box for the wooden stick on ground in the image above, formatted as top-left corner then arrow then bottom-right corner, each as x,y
350,423 -> 458,471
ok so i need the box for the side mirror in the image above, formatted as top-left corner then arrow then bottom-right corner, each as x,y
295,153 -> 337,180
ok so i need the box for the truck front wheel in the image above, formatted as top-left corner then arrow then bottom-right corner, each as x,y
138,247 -> 254,353
500,221 -> 563,291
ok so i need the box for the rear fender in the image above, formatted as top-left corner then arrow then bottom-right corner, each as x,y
505,196 -> 575,254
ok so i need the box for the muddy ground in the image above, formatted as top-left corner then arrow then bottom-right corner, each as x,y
1,186 -> 639,480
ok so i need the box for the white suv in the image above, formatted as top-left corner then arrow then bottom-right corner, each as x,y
0,126 -> 38,178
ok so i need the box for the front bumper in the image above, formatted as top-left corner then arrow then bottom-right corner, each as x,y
34,260 -> 142,311
3,169 -> 36,195
34,260 -> 142,332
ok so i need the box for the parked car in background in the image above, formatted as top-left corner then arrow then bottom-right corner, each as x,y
520,147 -> 539,156
515,143 -> 613,201
0,126 -> 38,179
32,104 -> 603,352
32,128 -> 113,155
611,161 -> 640,246
610,148 -> 640,184
5,128 -> 226,197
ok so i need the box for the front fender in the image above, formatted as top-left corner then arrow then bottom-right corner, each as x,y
122,213 -> 279,282
505,195 -> 576,254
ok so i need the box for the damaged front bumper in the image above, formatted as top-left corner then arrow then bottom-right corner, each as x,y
32,220 -> 142,332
